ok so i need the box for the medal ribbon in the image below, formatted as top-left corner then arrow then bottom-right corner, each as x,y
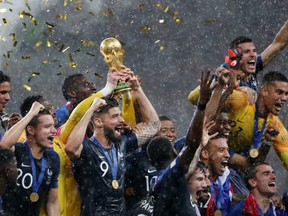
253,101 -> 267,150
210,179 -> 224,211
90,137 -> 118,180
24,142 -> 47,193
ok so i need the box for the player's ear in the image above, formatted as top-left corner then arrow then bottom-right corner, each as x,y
26,125 -> 35,136
248,178 -> 256,188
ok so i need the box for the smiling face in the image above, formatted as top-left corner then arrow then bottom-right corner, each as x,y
238,42 -> 257,75
101,107 -> 124,142
249,164 -> 277,198
261,81 -> 288,116
210,112 -> 231,138
157,120 -> 176,144
205,137 -> 230,179
29,114 -> 56,149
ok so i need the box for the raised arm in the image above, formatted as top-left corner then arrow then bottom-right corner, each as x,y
65,98 -> 107,159
180,69 -> 213,171
127,70 -> 160,147
0,102 -> 44,150
261,20 -> 288,67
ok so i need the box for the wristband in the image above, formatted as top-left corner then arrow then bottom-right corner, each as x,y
197,102 -> 206,110
99,82 -> 117,97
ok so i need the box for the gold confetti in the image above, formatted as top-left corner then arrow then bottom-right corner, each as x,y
164,6 -> 170,13
74,47 -> 82,52
175,18 -> 184,23
139,25 -> 151,31
9,33 -> 16,41
0,8 -> 7,13
155,3 -> 164,10
204,18 -> 216,25
160,45 -> 165,51
35,41 -> 43,47
101,8 -> 113,17
57,70 -> 64,76
46,22 -> 54,33
9,8 -> 12,12
22,56 -> 31,59
81,40 -> 95,47
68,53 -> 77,68
19,11 -> 38,25
56,14 -> 67,20
94,73 -> 103,78
23,84 -> 31,91
3,63 -> 9,68
138,3 -> 145,12
42,60 -> 48,64
89,11 -> 94,16
25,0 -> 31,11
155,40 -> 160,44
22,22 -> 27,31
64,0 -> 67,6
13,41 -> 17,47
3,51 -> 11,58
159,19 -> 165,24
2,18 -> 7,24
46,39 -> 51,47
59,44 -> 70,52
76,5 -> 82,10
75,28 -> 79,33
28,72 -> 40,82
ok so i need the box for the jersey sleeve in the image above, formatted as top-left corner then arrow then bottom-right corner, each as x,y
58,91 -> 103,143
272,117 -> 288,170
123,132 -> 138,154
225,89 -> 249,112
188,85 -> 200,105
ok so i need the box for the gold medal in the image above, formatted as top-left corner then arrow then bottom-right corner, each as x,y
249,148 -> 259,158
214,209 -> 222,216
30,192 -> 39,202
112,179 -> 119,189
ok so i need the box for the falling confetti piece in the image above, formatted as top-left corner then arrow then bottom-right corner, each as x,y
22,22 -> 27,31
76,5 -> 82,10
25,0 -> 31,11
101,8 -> 113,17
46,22 -> 54,32
3,63 -> 9,68
35,41 -> 43,47
89,11 -> 94,16
9,33 -> 16,41
94,73 -> 103,78
23,84 -> 31,91
13,41 -> 17,47
68,53 -> 77,68
0,8 -> 7,13
155,4 -> 164,10
160,45 -> 165,51
3,51 -> 12,58
159,19 -> 165,24
74,47 -> 82,52
22,56 -> 31,59
42,60 -> 48,64
155,40 -> 160,44
204,18 -> 216,25
56,14 -> 67,20
175,18 -> 184,23
138,3 -> 145,12
86,52 -> 95,57
46,39 -> 51,47
139,25 -> 151,31
164,6 -> 170,13
2,18 -> 7,24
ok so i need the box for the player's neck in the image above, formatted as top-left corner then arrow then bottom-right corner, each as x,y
251,191 -> 271,213
257,96 -> 269,118
27,141 -> 44,159
93,133 -> 112,149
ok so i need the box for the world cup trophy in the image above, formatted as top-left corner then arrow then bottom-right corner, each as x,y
100,37 -> 136,126
100,37 -> 131,94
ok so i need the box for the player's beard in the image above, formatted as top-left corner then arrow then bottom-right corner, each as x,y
103,125 -> 121,143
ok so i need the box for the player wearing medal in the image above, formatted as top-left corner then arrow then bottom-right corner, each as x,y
229,162 -> 287,216
223,71 -> 288,169
65,71 -> 160,216
147,70 -> 213,216
0,101 -> 60,216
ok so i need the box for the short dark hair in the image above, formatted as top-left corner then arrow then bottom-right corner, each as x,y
262,71 -> 288,84
92,96 -> 119,119
147,136 -> 175,167
244,162 -> 271,190
0,71 -> 11,84
62,73 -> 84,101
20,95 -> 50,131
159,115 -> 172,122
204,134 -> 228,151
230,36 -> 253,49
0,147 -> 15,168
186,161 -> 208,181
20,95 -> 43,117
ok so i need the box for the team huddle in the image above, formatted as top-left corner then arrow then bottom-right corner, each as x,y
0,20 -> 288,216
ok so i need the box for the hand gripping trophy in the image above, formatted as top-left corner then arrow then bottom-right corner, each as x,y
100,37 -> 136,126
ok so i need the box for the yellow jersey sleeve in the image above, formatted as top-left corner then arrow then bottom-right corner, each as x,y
188,85 -> 200,105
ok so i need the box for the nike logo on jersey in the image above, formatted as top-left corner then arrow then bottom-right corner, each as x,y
21,163 -> 31,167
118,152 -> 124,157
147,168 -> 156,173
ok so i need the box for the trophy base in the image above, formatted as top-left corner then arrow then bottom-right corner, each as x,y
113,81 -> 131,94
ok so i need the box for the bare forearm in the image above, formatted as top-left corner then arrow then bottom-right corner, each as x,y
46,200 -> 61,216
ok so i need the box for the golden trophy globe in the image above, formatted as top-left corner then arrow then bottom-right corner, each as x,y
100,37 -> 131,94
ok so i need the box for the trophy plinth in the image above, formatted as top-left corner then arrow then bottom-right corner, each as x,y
100,38 -> 131,94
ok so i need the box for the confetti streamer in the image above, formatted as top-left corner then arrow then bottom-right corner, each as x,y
68,53 -> 77,68
23,84 -> 31,91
